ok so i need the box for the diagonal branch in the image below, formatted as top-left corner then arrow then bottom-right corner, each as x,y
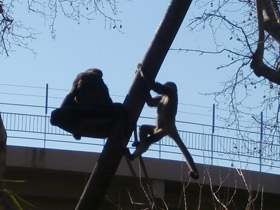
250,0 -> 280,85
75,0 -> 193,209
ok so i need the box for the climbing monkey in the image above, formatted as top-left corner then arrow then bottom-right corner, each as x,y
130,65 -> 199,179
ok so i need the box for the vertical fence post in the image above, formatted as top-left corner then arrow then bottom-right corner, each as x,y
45,83 -> 49,115
44,83 -> 49,148
259,111 -> 263,172
159,140 -> 162,159
211,104 -> 215,165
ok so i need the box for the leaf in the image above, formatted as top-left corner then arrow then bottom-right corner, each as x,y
4,190 -> 23,210
3,189 -> 38,209
0,179 -> 26,183
10,191 -> 38,209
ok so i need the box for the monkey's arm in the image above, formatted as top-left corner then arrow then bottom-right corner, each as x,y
145,92 -> 161,107
60,93 -> 77,107
151,82 -> 174,95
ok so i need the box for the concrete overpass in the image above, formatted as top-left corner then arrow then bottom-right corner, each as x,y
5,145 -> 280,210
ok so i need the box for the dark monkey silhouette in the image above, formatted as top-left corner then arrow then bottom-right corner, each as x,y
60,69 -> 112,108
130,67 -> 199,179
50,68 -> 127,140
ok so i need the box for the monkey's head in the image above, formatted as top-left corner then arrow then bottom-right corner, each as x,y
164,82 -> 177,91
69,68 -> 105,97
85,68 -> 103,78
75,68 -> 104,89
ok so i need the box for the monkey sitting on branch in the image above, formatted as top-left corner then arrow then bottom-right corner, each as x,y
50,68 -> 127,140
130,66 -> 199,180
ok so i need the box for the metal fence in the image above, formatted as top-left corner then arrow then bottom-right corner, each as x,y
2,109 -> 280,175
0,83 -> 279,175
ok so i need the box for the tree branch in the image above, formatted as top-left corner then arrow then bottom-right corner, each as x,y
250,0 -> 280,85
75,0 -> 193,209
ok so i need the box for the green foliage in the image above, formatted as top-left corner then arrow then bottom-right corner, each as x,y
0,180 -> 38,210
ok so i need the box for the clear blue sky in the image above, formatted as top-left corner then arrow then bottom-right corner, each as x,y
0,0 -> 252,125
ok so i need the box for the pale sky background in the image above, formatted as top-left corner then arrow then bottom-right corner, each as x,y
0,2 -> 226,98
1,0 -> 234,126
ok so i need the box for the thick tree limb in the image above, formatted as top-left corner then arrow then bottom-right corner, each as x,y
75,0 -> 193,209
263,0 -> 280,44
251,0 -> 280,85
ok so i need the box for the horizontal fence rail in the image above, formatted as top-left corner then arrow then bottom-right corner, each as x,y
0,83 -> 279,175
2,110 -> 280,175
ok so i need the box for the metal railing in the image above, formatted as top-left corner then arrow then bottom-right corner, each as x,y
0,83 -> 279,175
2,110 -> 280,175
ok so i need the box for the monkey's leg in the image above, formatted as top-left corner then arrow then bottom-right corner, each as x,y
130,125 -> 155,159
169,130 -> 199,180
146,128 -> 167,144
50,107 -> 80,130
78,103 -> 127,139
50,103 -> 127,139
51,107 -> 111,139
130,127 -> 166,160
136,125 -> 155,145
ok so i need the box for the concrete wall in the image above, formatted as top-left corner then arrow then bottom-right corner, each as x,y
6,146 -> 280,195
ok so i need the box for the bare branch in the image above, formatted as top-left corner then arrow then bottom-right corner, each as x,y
0,0 -> 123,55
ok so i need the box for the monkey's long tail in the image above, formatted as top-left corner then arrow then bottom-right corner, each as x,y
171,132 -> 199,180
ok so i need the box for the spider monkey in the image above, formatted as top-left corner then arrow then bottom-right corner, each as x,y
50,68 -> 127,140
130,66 -> 199,180
60,68 -> 113,108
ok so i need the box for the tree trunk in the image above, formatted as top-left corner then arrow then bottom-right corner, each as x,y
75,0 -> 193,209
0,112 -> 7,209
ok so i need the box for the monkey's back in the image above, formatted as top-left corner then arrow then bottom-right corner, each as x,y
157,94 -> 178,131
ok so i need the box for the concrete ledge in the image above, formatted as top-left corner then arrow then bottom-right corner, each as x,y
7,146 -> 280,195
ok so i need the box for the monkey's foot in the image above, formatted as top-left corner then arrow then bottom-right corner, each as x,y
123,148 -> 131,156
130,142 -> 150,160
129,154 -> 137,161
73,134 -> 81,140
132,141 -> 140,147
